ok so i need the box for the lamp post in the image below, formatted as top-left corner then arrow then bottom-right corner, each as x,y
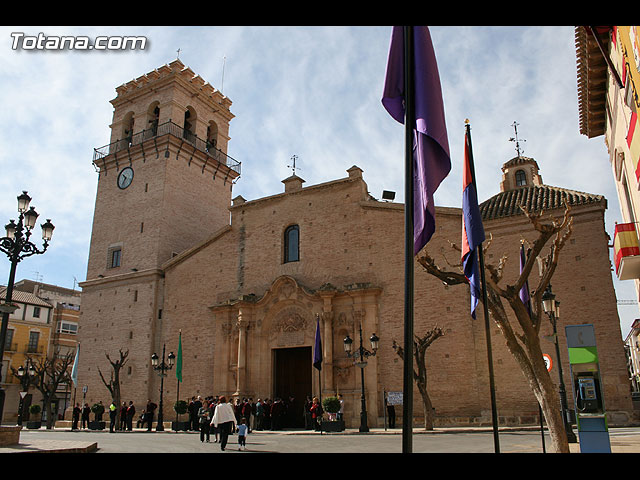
151,344 -> 175,431
16,359 -> 36,425
343,324 -> 379,433
0,191 -> 54,421
542,284 -> 577,443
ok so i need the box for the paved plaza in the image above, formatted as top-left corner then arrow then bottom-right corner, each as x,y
3,426 -> 640,454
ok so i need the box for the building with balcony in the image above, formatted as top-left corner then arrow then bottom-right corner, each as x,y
625,319 -> 640,399
0,280 -> 81,423
576,26 -> 640,289
0,286 -> 53,423
575,26 -> 640,396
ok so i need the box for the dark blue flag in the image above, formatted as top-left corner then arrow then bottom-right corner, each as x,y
461,126 -> 485,318
519,243 -> 532,316
313,316 -> 322,371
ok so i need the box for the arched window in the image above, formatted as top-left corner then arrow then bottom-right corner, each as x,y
206,121 -> 218,153
284,225 -> 299,263
147,103 -> 160,137
122,112 -> 135,146
515,169 -> 527,187
183,107 -> 196,143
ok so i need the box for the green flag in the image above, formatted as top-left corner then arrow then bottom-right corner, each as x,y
176,331 -> 183,383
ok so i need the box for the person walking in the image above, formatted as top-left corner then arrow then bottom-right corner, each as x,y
126,401 -> 135,431
198,400 -> 211,443
263,398 -> 272,430
210,398 -> 219,443
81,403 -> 90,429
387,400 -> 396,429
309,396 -> 323,431
255,399 -> 264,431
241,398 -> 252,433
145,399 -> 157,432
237,417 -> 248,451
190,396 -> 202,431
109,401 -> 117,432
270,398 -> 279,430
210,396 -> 237,451
72,403 -> 81,430
120,402 -> 127,431
304,396 -> 313,430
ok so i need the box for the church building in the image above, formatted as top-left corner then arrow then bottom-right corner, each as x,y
77,60 -> 634,428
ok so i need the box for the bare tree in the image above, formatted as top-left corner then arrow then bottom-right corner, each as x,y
98,349 -> 129,430
21,352 -> 75,429
392,325 -> 445,430
417,203 -> 573,453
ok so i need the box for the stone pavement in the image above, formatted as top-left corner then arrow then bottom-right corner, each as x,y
2,425 -> 640,453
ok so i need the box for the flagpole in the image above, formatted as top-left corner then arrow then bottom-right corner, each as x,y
402,25 -> 415,455
465,121 -> 500,453
176,330 -> 182,422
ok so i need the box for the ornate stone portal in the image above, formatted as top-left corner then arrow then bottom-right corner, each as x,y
209,275 -> 382,427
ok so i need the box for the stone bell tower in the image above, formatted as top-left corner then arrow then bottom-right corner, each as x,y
77,60 -> 240,409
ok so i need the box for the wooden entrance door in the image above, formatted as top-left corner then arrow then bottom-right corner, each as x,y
273,346 -> 312,428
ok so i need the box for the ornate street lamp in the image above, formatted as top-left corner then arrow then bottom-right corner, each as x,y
542,284 -> 577,443
343,325 -> 379,432
16,359 -> 36,425
151,344 -> 175,431
0,191 -> 54,421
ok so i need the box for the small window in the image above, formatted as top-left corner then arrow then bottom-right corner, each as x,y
33,306 -> 41,318
57,321 -> 78,334
109,248 -> 122,268
515,169 -> 527,187
284,225 -> 300,263
27,331 -> 40,353
4,329 -> 14,350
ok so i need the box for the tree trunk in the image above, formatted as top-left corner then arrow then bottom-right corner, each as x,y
502,320 -> 570,453
417,381 -> 434,430
45,395 -> 55,429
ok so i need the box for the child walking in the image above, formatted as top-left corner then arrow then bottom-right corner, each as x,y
237,417 -> 248,450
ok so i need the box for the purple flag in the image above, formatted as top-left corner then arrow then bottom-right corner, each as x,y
382,26 -> 451,254
313,316 -> 322,371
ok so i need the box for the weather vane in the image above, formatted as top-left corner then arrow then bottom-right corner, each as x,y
509,121 -> 526,158
288,155 -> 301,176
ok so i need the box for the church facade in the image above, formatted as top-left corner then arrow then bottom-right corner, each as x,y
77,60 -> 635,428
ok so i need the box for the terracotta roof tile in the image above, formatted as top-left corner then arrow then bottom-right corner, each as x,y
0,287 -> 53,308
480,185 -> 605,220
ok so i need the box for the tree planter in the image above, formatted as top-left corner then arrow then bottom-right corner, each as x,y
172,400 -> 189,431
320,420 -> 345,432
172,421 -> 190,431
89,421 -> 106,430
27,404 -> 42,429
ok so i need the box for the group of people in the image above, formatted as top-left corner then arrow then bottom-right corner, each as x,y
188,395 -> 249,451
71,402 -> 93,430
187,395 -> 308,434
69,393 -> 346,450
71,399 -> 157,433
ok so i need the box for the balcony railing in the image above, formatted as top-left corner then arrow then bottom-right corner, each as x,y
93,121 -> 241,176
25,344 -> 44,355
614,222 -> 640,280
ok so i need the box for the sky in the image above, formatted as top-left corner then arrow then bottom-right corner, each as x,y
0,25 -> 637,338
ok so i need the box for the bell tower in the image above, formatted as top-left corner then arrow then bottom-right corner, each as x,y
78,60 -> 240,408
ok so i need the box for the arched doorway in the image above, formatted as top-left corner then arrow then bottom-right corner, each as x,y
273,346 -> 312,428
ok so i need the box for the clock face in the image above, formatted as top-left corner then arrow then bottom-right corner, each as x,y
118,167 -> 134,189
